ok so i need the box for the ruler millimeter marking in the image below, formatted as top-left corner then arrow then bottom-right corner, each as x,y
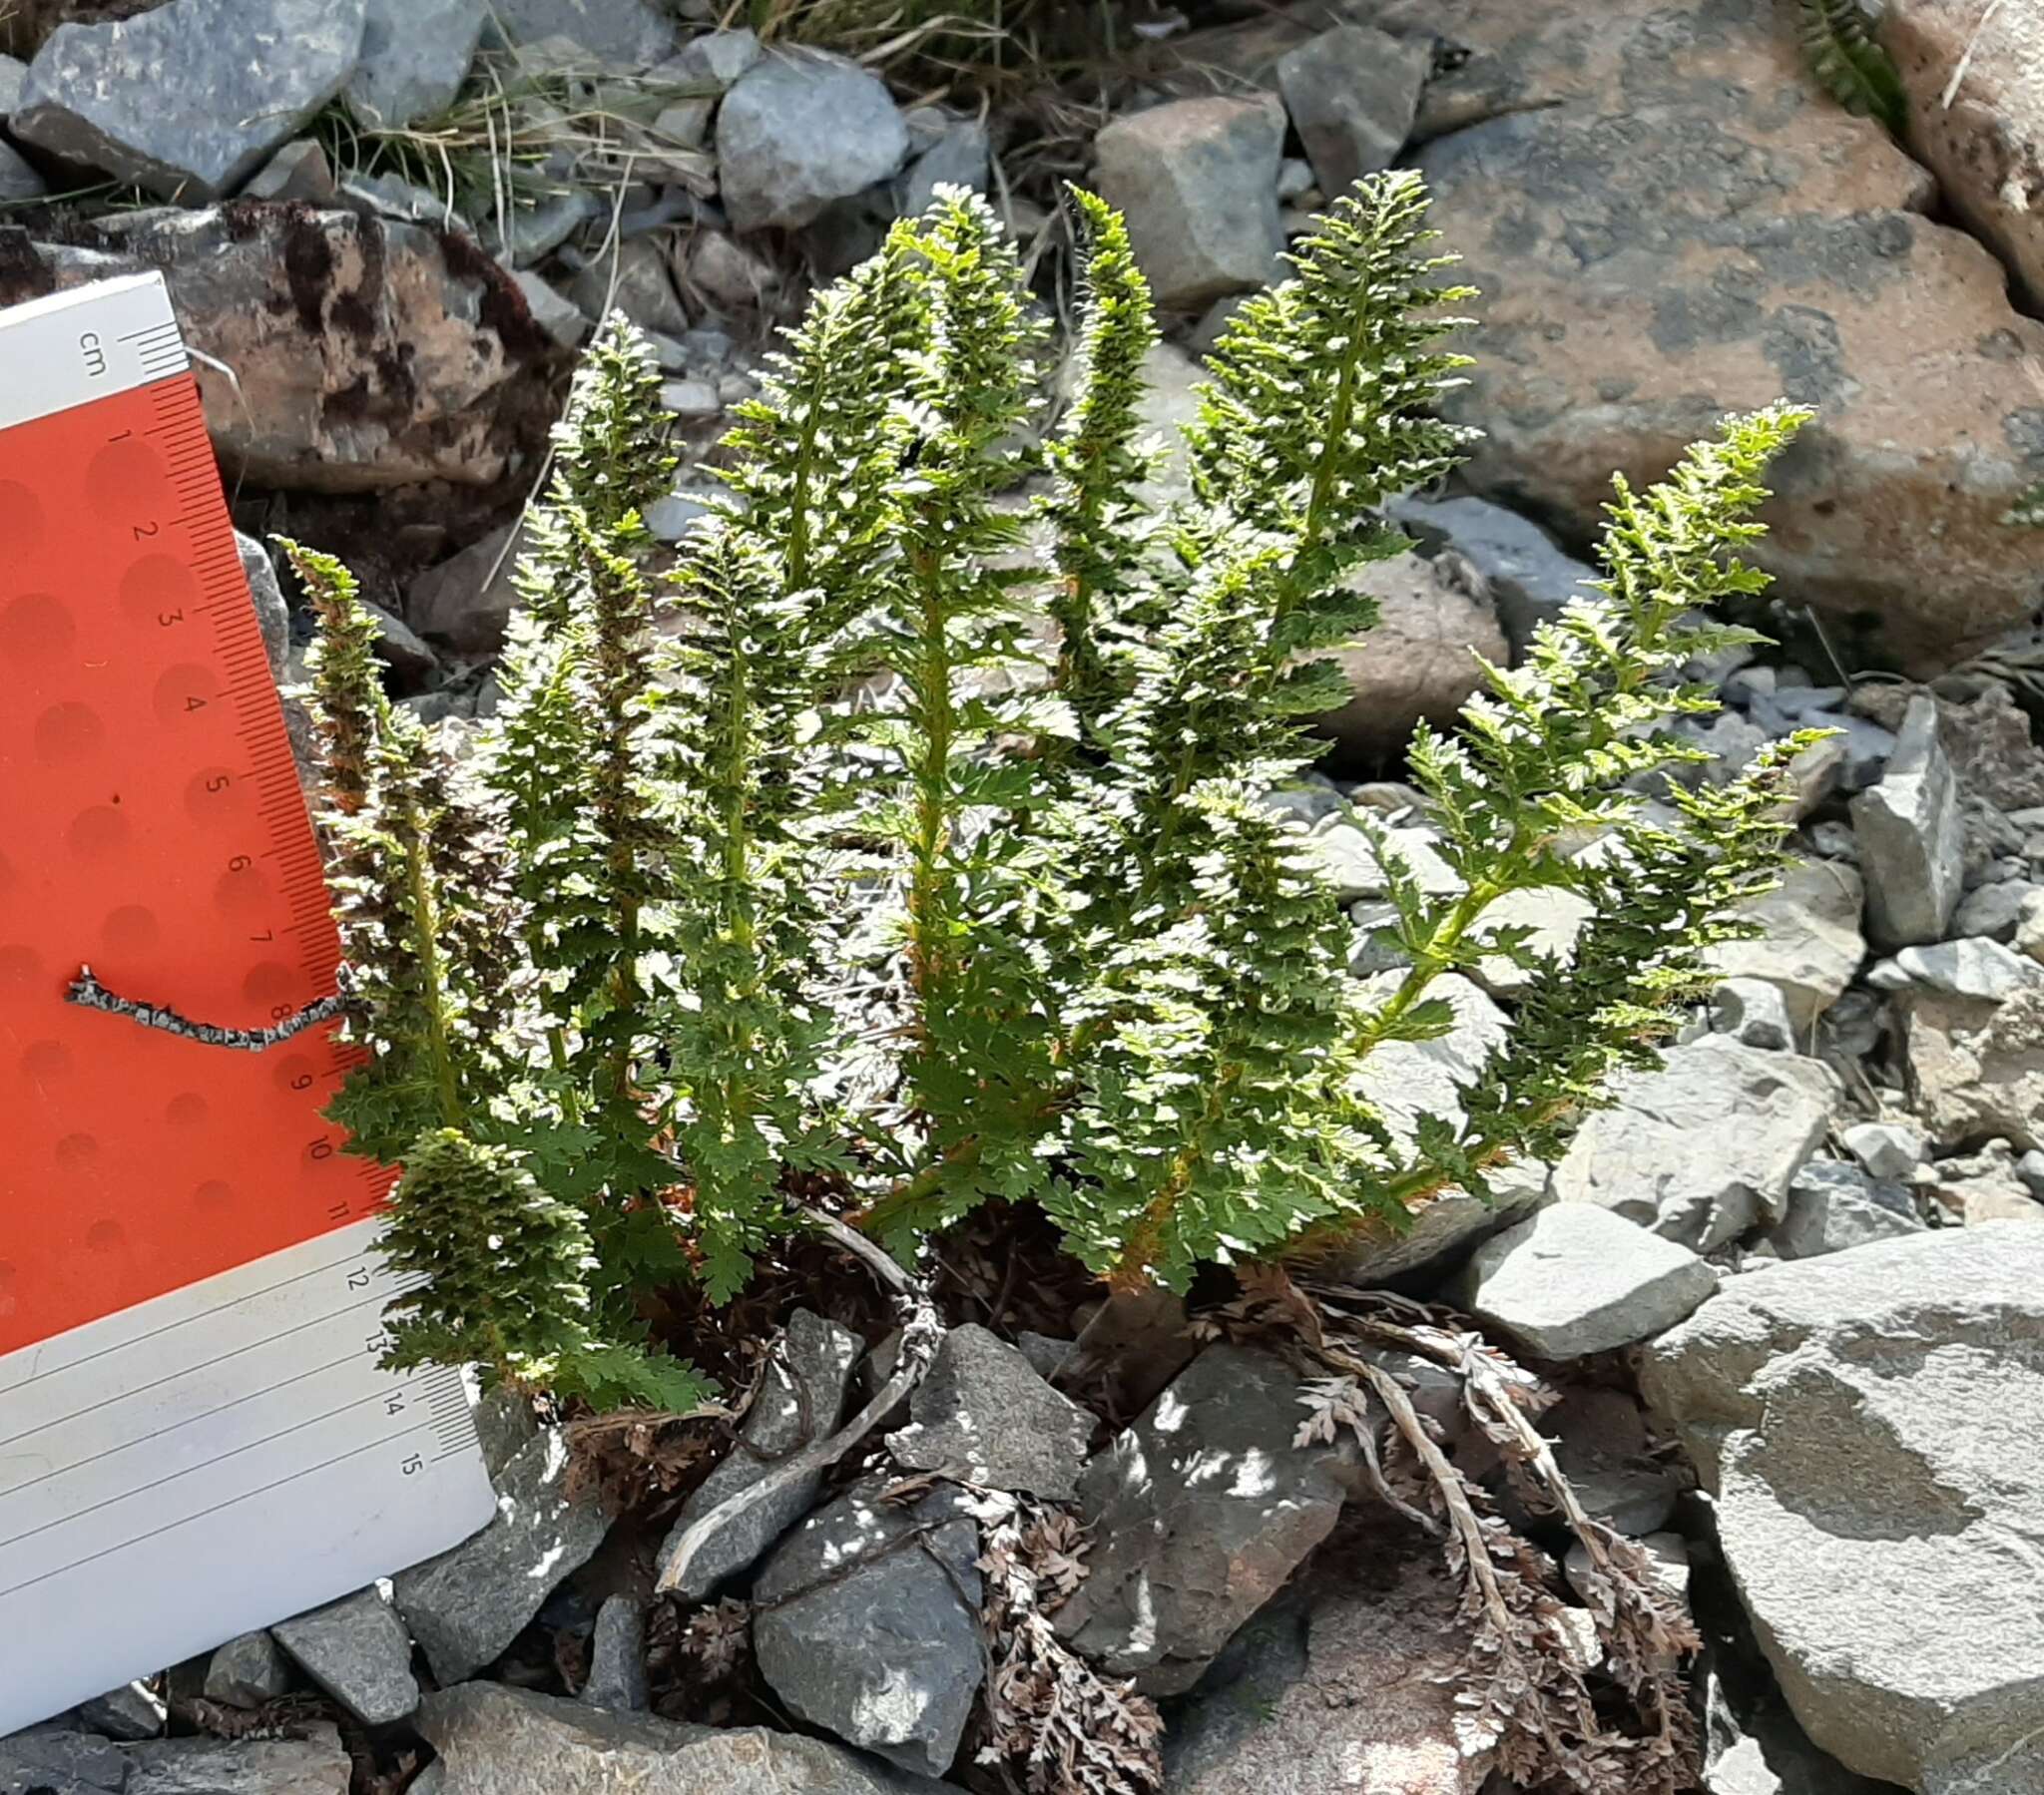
0,274 -> 495,1734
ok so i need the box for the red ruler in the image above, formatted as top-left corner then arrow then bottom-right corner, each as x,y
0,273 -> 492,1731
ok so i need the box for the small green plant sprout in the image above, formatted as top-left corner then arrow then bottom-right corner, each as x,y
296,173 -> 1817,1409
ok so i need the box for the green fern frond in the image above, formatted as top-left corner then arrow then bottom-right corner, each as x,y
1799,0 -> 1907,134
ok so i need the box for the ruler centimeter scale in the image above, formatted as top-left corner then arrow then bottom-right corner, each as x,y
0,275 -> 495,1732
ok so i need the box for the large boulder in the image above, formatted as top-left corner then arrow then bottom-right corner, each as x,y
1363,0 -> 2044,670
14,0 -> 367,201
416,1682 -> 948,1795
1641,1225 -> 2044,1793
1880,0 -> 2044,309
1553,1035 -> 1839,1250
0,207 -> 557,493
1054,1344 -> 1359,1695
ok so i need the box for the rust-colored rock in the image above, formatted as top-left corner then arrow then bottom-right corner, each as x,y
1,204 -> 558,493
1355,0 -> 2044,673
1882,0 -> 2044,310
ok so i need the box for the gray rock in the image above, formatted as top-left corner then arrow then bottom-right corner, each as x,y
683,230 -> 778,311
417,1682 -> 949,1795
1553,1035 -> 1839,1250
0,139 -> 46,202
1093,97 -> 1286,307
511,269 -> 588,348
1851,696 -> 1965,949
2023,1149 -> 2044,1196
659,376 -> 721,420
1053,1345 -> 1358,1695
1467,880 -> 1595,998
1840,1121 -> 1929,1181
341,170 -> 460,226
0,53 -> 27,115
886,1322 -> 1093,1498
1277,25 -> 1429,199
1709,977 -> 1796,1052
78,1684 -> 164,1741
899,118 -> 989,217
1951,877 -> 2039,942
272,1586 -> 418,1726
233,532 -> 289,677
406,522 -> 529,655
2018,887 -> 2044,963
1898,983 -> 2044,1150
717,48 -> 908,233
1708,857 -> 1866,1034
566,239 -> 691,337
346,0 -> 484,129
1766,1159 -> 1923,1260
15,0 -> 368,201
243,138 -> 335,202
1167,1550 -> 1494,1795
1641,1225 -> 2044,1792
1457,1203 -> 1717,1358
487,190 -> 601,266
1386,493 -> 1600,653
645,487 -> 718,544
580,1595 -> 649,1712
203,1631 -> 293,1707
754,1483 -> 983,1778
1310,819 -> 1459,902
1566,1531 -> 1690,1609
1881,936 -> 2044,1002
121,1725 -> 351,1795
656,1309 -> 860,1600
484,0 -> 677,65
392,1425 -> 608,1683
675,27 -> 762,89
1326,1157 -> 1553,1287
1351,970 -> 1508,1158
0,1726 -> 129,1795
1543,1387 -> 1685,1534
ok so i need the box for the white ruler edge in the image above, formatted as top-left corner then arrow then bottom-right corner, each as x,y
0,1219 -> 498,1734
0,273 -> 189,434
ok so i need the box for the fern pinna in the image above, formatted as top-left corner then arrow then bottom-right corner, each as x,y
297,175 -> 1812,1407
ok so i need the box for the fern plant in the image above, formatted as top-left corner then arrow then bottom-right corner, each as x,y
296,173 -> 1814,1408
1798,0 -> 1907,134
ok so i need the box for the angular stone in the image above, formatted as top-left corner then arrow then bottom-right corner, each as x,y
15,0 -> 368,202
406,521 -> 529,654
1839,1120 -> 1929,1181
1351,970 -> 1509,1157
1708,977 -> 1795,1054
580,1595 -> 649,1712
717,49 -> 908,233
1053,1345 -> 1359,1695
1708,857 -> 1865,1034
656,1309 -> 860,1600
1386,491 -> 1600,654
346,0 -> 485,129
1552,1035 -> 1838,1250
566,239 -> 690,337
1381,0 -> 2044,668
2022,888 -> 2044,964
1324,1157 -> 1551,1288
0,139 -> 45,202
1765,1159 -> 1923,1261
273,1586 -> 418,1726
1545,1387 -> 1684,1535
0,208 -> 554,493
416,1681 -> 950,1795
203,1631 -> 293,1707
1457,1203 -> 1717,1358
1851,695 -> 1964,949
754,1483 -> 983,1778
78,1683 -> 164,1740
1093,97 -> 1285,307
0,54 -> 27,116
682,230 -> 777,312
484,0 -> 677,65
1880,0 -> 2044,310
1314,551 -> 1507,757
1641,1225 -> 2044,1792
1277,24 -> 1429,200
511,269 -> 588,348
122,1725 -> 351,1795
0,1726 -> 129,1795
1168,1550 -> 1494,1795
1951,877 -> 2038,943
659,376 -> 720,420
233,531 -> 290,677
1882,937 -> 2044,1003
392,1425 -> 608,1683
1898,983 -> 2044,1151
244,138 -> 335,203
886,1322 -> 1093,1499
899,118 -> 989,218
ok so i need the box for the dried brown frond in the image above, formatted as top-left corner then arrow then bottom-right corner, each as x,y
648,1595 -> 756,1724
972,1492 -> 1163,1795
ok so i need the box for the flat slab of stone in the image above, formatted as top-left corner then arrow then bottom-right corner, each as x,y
15,0 -> 368,201
416,1682 -> 950,1795
1641,1225 -> 2044,1792
1457,1202 -> 1718,1358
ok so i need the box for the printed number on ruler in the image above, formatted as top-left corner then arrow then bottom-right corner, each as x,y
0,274 -> 390,1356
